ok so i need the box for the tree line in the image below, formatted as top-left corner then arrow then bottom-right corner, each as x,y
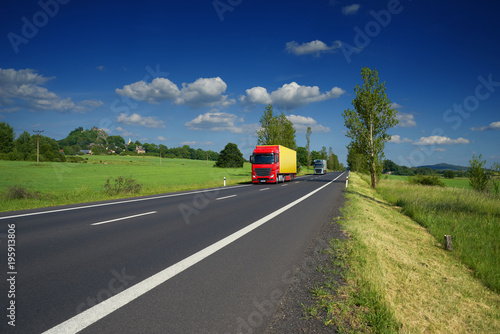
0,123 -> 219,162
1,103 -> 345,170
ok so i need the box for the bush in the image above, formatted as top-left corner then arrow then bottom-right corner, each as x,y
443,170 -> 455,179
409,174 -> 445,187
66,156 -> 85,163
104,176 -> 142,196
215,143 -> 244,168
468,154 -> 489,192
5,185 -> 43,200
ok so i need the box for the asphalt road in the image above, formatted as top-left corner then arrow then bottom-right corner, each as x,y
1,172 -> 346,333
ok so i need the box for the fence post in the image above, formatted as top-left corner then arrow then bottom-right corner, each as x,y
444,235 -> 453,251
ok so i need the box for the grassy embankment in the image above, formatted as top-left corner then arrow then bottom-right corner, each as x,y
305,173 -> 499,333
0,155 -> 252,212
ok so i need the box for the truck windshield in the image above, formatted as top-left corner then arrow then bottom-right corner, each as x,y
315,162 -> 324,166
253,154 -> 274,164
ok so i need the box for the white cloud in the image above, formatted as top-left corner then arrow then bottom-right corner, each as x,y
116,76 -> 235,109
240,87 -> 272,105
434,148 -> 446,152
97,65 -> 106,71
157,136 -> 167,141
180,141 -> 215,146
115,126 -> 133,137
175,77 -> 235,109
413,136 -> 470,146
396,112 -> 416,127
0,68 -> 102,113
471,121 -> 500,131
271,82 -> 345,110
391,102 -> 403,109
286,114 -> 330,133
0,107 -> 21,113
116,77 -> 180,104
342,4 -> 360,15
185,112 -> 258,134
285,40 -> 342,56
241,82 -> 345,110
388,135 -> 412,144
117,113 -> 165,128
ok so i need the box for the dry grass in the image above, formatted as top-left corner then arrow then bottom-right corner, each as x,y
339,173 -> 499,333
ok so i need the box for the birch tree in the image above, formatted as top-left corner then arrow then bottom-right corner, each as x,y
342,68 -> 398,189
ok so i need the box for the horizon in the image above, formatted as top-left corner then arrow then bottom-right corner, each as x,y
1,0 -> 499,168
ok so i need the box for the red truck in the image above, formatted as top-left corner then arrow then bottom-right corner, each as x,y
250,145 -> 297,184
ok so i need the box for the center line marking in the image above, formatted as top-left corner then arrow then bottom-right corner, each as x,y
91,211 -> 157,226
259,188 -> 270,191
43,173 -> 345,334
216,195 -> 237,201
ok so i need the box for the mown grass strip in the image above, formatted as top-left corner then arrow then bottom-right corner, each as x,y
307,173 -> 499,333
377,177 -> 500,293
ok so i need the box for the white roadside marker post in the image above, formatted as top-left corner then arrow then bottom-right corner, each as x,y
224,177 -> 226,187
346,175 -> 349,188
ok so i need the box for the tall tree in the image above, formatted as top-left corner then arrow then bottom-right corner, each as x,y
342,67 -> 398,188
15,131 -> 34,160
328,147 -> 339,171
320,146 -> 327,160
305,126 -> 312,171
0,122 -> 15,154
296,147 -> 308,167
257,104 -> 296,149
346,144 -> 367,173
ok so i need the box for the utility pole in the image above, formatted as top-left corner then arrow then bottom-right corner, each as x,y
33,130 -> 44,165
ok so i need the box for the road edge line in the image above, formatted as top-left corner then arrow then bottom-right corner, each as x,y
42,173 -> 345,334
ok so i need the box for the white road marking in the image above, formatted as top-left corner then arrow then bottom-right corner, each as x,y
91,211 -> 157,226
281,184 -> 288,186
259,188 -> 270,191
43,173 -> 344,334
0,184 -> 251,220
215,195 -> 237,201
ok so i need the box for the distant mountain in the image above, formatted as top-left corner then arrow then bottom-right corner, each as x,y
417,163 -> 469,171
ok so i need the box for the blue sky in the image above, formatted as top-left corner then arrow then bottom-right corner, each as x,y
1,0 -> 499,167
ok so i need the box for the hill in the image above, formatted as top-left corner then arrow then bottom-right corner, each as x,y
417,163 -> 469,171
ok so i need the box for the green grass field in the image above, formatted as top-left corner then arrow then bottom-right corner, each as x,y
1,155 -> 313,212
0,155 -> 253,212
385,174 -> 472,189
377,177 -> 500,294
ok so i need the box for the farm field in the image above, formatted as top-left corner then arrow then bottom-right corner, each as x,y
0,155 -> 252,212
385,174 -> 471,188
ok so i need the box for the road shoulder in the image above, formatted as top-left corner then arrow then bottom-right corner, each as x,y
265,188 -> 347,333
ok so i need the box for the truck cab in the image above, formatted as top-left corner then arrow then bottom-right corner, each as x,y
313,159 -> 327,175
250,145 -> 296,184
